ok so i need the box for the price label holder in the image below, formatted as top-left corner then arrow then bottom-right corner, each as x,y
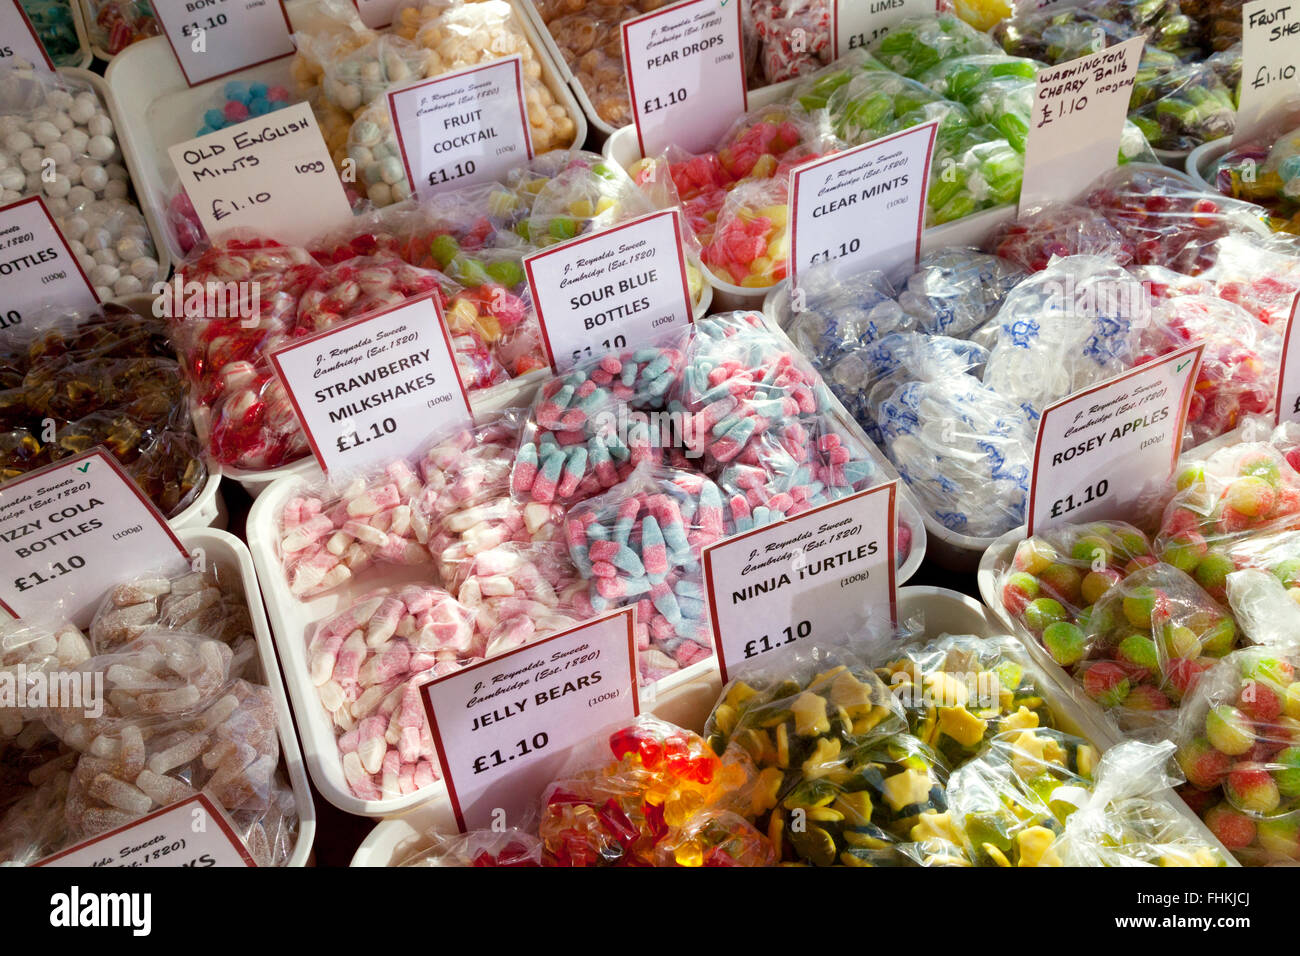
149,0 -> 295,86
703,482 -> 897,684
1236,0 -> 1300,144
1278,294 -> 1299,426
354,0 -> 397,28
1,0 -> 55,72
831,0 -> 936,59
168,102 -> 353,246
0,448 -> 190,623
1027,343 -> 1204,535
268,291 -> 472,476
36,794 -> 255,867
788,122 -> 936,291
0,196 -> 99,340
1020,35 -> 1145,208
525,209 -> 694,371
389,56 -> 533,201
420,608 -> 640,832
623,0 -> 747,158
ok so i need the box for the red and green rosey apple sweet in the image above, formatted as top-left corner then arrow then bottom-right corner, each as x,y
1176,646 -> 1300,864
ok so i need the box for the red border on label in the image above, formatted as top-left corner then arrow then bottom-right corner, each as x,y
388,56 -> 534,201
1276,293 -> 1299,427
9,0 -> 57,71
148,0 -> 295,87
0,447 -> 189,619
788,121 -> 937,292
624,0 -> 748,160
1026,342 -> 1205,536
0,195 -> 100,307
420,607 -> 641,834
703,481 -> 898,684
34,793 -> 256,866
266,289 -> 472,476
523,208 -> 695,372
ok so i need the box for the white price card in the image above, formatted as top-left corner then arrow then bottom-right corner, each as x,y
1027,344 -> 1204,536
168,102 -> 353,247
0,448 -> 189,623
389,56 -> 534,201
36,794 -> 256,867
420,608 -> 640,832
788,122 -> 936,290
703,483 -> 897,684
354,0 -> 398,28
623,0 -> 747,158
1278,295 -> 1300,426
831,0 -> 936,60
1020,35 -> 1145,208
525,209 -> 694,371
268,291 -> 472,476
1235,0 -> 1300,144
149,0 -> 295,86
0,196 -> 99,340
0,0 -> 55,72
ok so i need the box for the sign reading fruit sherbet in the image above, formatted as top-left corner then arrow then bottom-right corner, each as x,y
1028,343 -> 1204,536
1235,0 -> 1300,144
1278,297 -> 1299,427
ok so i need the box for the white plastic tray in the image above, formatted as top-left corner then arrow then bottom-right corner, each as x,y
105,0 -> 587,268
352,582 -> 1232,865
178,526 -> 316,866
1185,136 -> 1230,194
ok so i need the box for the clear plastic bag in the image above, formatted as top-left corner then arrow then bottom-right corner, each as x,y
986,204 -> 1133,272
397,826 -> 543,866
868,13 -> 999,78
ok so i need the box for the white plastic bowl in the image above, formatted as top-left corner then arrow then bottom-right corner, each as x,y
1185,136 -> 1232,194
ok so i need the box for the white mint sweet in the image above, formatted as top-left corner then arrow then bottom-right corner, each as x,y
130,256 -> 159,280
86,135 -> 114,161
113,274 -> 144,295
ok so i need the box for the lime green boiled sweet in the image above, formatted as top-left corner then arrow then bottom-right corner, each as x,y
1274,558 -> 1300,588
1123,587 -> 1159,628
1274,747 -> 1300,798
449,255 -> 490,287
485,259 -> 525,288
1043,622 -> 1086,666
549,216 -> 580,241
1118,634 -> 1159,671
1023,598 -> 1067,632
429,233 -> 461,268
1175,462 -> 1206,491
1194,553 -> 1236,593
1199,616 -> 1237,657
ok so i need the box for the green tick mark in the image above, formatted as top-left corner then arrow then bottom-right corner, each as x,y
76,463 -> 90,473
1176,360 -> 1190,373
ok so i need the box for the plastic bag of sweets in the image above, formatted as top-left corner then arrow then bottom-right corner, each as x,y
787,49 -> 889,113
1174,640 -> 1300,864
397,826 -> 543,866
1212,114 -> 1300,236
998,519 -> 1157,639
985,203 -> 1134,272
85,0 -> 158,55
750,0 -> 831,84
18,0 -> 82,66
1085,166 -> 1275,274
392,0 -> 576,153
919,53 -> 1042,107
167,239 -> 325,470
1126,55 -> 1236,153
509,336 -> 688,507
0,751 -> 76,865
306,585 -> 477,800
1186,235 -> 1300,327
0,618 -> 90,740
1134,293 -> 1281,446
700,177 -> 791,288
936,728 -> 1101,867
561,465 -> 725,679
875,634 -> 1059,770
702,647 -> 934,866
782,264 -> 908,365
1156,441 -> 1300,589
925,124 -> 1024,225
980,255 -> 1147,418
0,71 -> 165,296
539,716 -> 775,867
867,14 -> 1000,79
1070,564 -> 1241,734
822,70 -> 974,147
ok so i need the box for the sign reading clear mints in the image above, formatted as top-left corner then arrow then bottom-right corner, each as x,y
703,483 -> 897,683
525,209 -> 695,372
1236,0 -> 1300,144
0,449 -> 189,624
168,102 -> 353,247
1027,344 -> 1204,536
0,197 -> 99,341
831,0 -> 935,59
388,56 -> 534,201
268,291 -> 472,477
0,0 -> 55,72
1020,35 -> 1145,208
1278,295 -> 1300,427
623,0 -> 747,158
149,0 -> 295,86
35,794 -> 255,867
788,122 -> 936,290
420,609 -> 639,832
